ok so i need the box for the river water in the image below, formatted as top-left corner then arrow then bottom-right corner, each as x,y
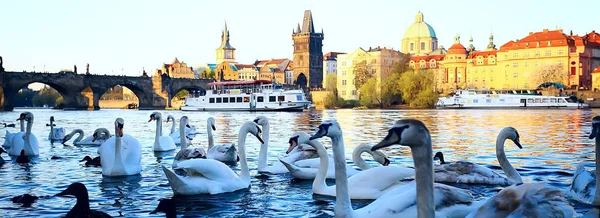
0,108 -> 597,217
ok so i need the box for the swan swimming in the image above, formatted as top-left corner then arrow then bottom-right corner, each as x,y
163,121 -> 264,195
432,127 -> 524,186
9,112 -> 39,156
48,116 -> 65,143
3,118 -> 24,149
285,132 -> 415,200
63,128 -> 111,146
167,115 -> 197,145
172,116 -> 206,168
98,118 -> 142,176
568,115 -> 600,217
311,120 -> 477,218
253,116 -> 319,175
205,117 -> 238,163
149,112 -> 176,152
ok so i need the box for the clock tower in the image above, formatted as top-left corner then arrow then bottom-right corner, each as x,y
216,21 -> 236,64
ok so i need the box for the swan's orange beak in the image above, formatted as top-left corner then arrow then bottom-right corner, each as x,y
117,123 -> 124,137
148,114 -> 154,123
16,114 -> 25,121
383,157 -> 390,166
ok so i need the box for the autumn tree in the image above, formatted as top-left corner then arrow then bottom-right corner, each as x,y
530,63 -> 569,88
353,61 -> 372,91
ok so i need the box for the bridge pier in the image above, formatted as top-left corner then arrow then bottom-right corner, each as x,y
2,89 -> 15,111
62,93 -> 94,110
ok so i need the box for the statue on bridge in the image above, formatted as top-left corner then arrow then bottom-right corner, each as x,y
142,69 -> 148,77
74,65 -> 77,73
86,63 -> 90,75
0,56 -> 4,72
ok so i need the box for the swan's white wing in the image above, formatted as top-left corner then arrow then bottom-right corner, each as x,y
175,159 -> 238,181
347,166 -> 415,191
158,136 -> 176,151
434,161 -> 511,185
567,163 -> 596,204
506,186 -> 574,218
465,182 -> 550,218
121,134 -> 142,174
207,144 -> 237,162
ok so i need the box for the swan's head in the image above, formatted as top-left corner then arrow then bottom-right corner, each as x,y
287,132 -> 312,154
150,199 -> 176,215
63,134 -> 73,143
17,112 -> 33,122
309,120 -> 341,140
500,127 -> 522,149
91,128 -> 107,142
253,116 -> 269,126
114,118 -> 125,137
148,112 -> 161,122
80,156 -> 93,162
207,117 -> 216,131
50,116 -> 55,122
371,119 -> 430,151
55,182 -> 88,200
589,116 -> 600,139
180,116 -> 191,128
369,146 -> 391,166
166,115 -> 175,123
242,121 -> 264,144
434,151 -> 445,164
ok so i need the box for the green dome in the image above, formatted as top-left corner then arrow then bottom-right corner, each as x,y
403,12 -> 437,39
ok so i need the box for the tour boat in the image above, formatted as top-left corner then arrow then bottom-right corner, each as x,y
181,80 -> 311,111
436,89 -> 588,109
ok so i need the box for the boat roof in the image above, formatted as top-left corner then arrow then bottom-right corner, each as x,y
209,80 -> 272,86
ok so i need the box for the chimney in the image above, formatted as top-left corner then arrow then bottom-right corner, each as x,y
529,32 -> 533,35
543,28 -> 549,32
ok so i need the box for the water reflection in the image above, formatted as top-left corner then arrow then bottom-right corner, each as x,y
0,109 -> 599,216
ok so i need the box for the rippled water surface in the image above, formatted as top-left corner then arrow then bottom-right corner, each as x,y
0,108 -> 598,217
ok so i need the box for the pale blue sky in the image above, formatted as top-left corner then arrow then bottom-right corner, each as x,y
1,0 -> 599,77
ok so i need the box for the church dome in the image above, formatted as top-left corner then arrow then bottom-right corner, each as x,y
403,12 -> 437,39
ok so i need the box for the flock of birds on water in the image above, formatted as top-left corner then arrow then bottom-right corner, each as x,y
1,111 -> 600,218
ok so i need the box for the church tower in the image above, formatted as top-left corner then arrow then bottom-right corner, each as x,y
216,21 -> 236,64
292,10 -> 324,88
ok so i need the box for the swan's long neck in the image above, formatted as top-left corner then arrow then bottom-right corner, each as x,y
154,116 -> 162,147
98,128 -> 110,140
593,135 -> 600,205
207,121 -> 214,150
258,122 -> 270,170
411,140 -> 435,218
238,128 -> 250,181
311,139 -> 329,193
25,117 -> 33,149
331,134 -> 353,217
114,132 -> 124,173
20,119 -> 24,132
170,118 -> 176,134
49,118 -> 54,133
69,129 -> 84,143
179,122 -> 187,149
496,133 -> 522,184
352,145 -> 372,170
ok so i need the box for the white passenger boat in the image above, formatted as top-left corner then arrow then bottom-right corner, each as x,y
436,89 -> 588,109
181,80 -> 311,111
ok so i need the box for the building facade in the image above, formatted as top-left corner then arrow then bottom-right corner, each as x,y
292,10 -> 324,88
322,52 -> 345,87
337,47 -> 405,100
401,12 -> 438,56
155,58 -> 195,78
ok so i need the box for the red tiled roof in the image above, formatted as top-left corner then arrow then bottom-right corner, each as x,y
447,43 -> 467,54
499,29 -> 575,51
268,58 -> 288,65
410,54 -> 445,69
467,50 -> 497,59
235,64 -> 255,69
593,67 -> 600,74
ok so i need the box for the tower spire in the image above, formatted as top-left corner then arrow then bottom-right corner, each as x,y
468,35 -> 475,51
301,10 -> 315,33
486,32 -> 496,51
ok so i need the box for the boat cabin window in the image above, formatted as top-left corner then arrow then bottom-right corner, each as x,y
243,97 -> 250,102
527,99 -> 534,103
237,97 -> 243,103
230,97 -> 236,103
269,96 -> 276,102
216,98 -> 222,103
223,97 -> 229,103
278,96 -> 285,101
209,98 -> 215,103
542,98 -> 549,103
534,98 -> 541,103
550,98 -> 556,103
257,96 -> 264,102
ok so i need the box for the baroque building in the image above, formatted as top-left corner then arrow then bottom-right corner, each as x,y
322,52 -> 345,87
401,11 -> 438,56
292,10 -> 324,88
155,58 -> 194,78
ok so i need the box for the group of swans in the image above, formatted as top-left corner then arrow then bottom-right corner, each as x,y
7,112 -> 39,157
48,116 -> 65,142
149,112 -> 176,152
172,116 -> 207,167
166,114 -> 197,145
63,128 -> 111,146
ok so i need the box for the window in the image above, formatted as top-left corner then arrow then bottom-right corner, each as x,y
230,97 -> 236,102
513,72 -> 518,78
257,96 -> 264,102
371,59 -> 377,64
524,61 -> 529,67
410,43 -> 414,51
420,63 -> 426,68
420,42 -> 425,50
512,52 -> 518,58
243,97 -> 250,102
534,61 -> 539,67
222,97 -> 229,103
545,50 -> 551,56
535,51 -> 540,57
342,70 -> 346,76
372,69 -> 376,74
342,61 -> 346,66
278,96 -> 285,101
513,62 -> 518,67
237,97 -> 243,102
341,90 -> 346,96
524,52 -> 529,57
477,60 -> 483,64
269,96 -> 276,102
558,49 -> 564,55
431,62 -> 436,67
342,80 -> 347,85
209,98 -> 215,103
352,90 -> 357,95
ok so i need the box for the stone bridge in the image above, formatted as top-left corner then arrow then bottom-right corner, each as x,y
0,71 -> 214,111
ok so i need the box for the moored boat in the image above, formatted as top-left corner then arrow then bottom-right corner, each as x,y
436,89 -> 588,109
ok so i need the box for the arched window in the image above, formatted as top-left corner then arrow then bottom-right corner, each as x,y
420,42 -> 426,51
410,43 -> 414,51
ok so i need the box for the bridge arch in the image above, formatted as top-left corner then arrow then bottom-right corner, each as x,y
169,85 -> 207,109
10,82 -> 69,109
93,82 -> 149,110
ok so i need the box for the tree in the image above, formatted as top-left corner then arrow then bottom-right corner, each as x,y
174,90 -> 189,99
358,78 -> 382,107
530,63 -> 569,88
325,73 -> 337,92
397,70 -> 438,108
353,61 -> 372,91
380,73 -> 403,107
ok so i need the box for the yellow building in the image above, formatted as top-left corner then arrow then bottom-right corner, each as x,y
215,62 -> 240,81
237,64 -> 258,81
401,11 -> 439,56
155,58 -> 195,78
337,46 -> 405,100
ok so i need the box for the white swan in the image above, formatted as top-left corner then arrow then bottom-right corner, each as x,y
167,115 -> 198,145
280,137 -> 391,180
3,119 -> 24,149
172,116 -> 207,168
205,117 -> 238,163
63,128 -> 111,146
253,116 -> 319,175
9,112 -> 39,156
98,118 -> 142,176
149,112 -> 176,152
284,132 -> 415,200
311,120 -> 477,218
48,116 -> 65,142
432,127 -> 524,186
162,121 -> 264,195
568,116 -> 600,217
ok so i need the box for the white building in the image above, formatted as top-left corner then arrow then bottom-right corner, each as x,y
322,52 -> 345,87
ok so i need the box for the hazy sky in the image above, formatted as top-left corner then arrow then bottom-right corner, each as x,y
2,0 -> 599,77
